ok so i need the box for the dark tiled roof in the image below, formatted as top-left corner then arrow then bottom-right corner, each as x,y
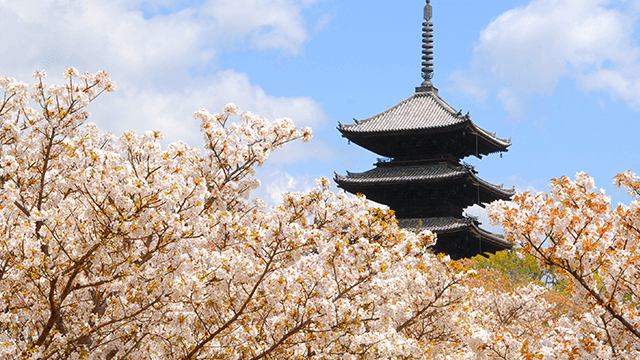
334,163 -> 515,198
472,174 -> 516,198
340,92 -> 460,132
336,163 -> 464,184
399,216 -> 474,232
398,216 -> 512,248
472,225 -> 513,248
338,92 -> 511,148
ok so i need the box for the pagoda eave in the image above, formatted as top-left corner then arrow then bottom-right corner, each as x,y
335,177 -> 513,219
340,124 -> 510,159
334,164 -> 515,201
337,92 -> 511,152
398,217 -> 513,259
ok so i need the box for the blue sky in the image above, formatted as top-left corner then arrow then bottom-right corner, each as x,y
2,0 -> 640,226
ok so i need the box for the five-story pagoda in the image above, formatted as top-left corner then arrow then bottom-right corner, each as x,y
335,0 -> 515,259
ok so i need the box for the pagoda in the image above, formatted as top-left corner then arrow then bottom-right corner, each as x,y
334,0 -> 515,259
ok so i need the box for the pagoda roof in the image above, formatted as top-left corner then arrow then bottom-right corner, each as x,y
335,163 -> 515,199
398,216 -> 513,250
338,91 -> 511,152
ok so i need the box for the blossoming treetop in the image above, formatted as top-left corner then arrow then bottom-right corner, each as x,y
0,69 -> 468,359
2,69 -> 640,359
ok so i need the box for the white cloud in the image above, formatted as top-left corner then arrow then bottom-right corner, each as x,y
267,137 -> 336,165
252,170 -> 318,206
0,0 -> 204,82
0,0 -> 334,164
450,0 -> 640,117
505,174 -> 541,195
464,204 -> 502,234
0,0 -> 320,76
200,70 -> 326,129
252,169 -> 389,211
202,0 -> 322,55
314,10 -> 335,32
496,88 -> 524,120
90,69 -> 328,158
578,67 -> 640,109
449,70 -> 489,104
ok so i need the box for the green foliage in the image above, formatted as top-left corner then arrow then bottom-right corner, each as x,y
468,249 -> 568,292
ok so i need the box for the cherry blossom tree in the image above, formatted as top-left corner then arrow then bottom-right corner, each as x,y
1,70 -> 478,359
6,68 -> 639,360
489,171 -> 640,358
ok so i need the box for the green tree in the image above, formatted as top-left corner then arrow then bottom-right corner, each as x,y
466,249 -> 569,292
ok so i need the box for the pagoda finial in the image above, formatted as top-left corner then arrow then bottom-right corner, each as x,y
416,0 -> 438,94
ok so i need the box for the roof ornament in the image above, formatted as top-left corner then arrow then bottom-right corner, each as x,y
416,0 -> 438,94
424,0 -> 432,21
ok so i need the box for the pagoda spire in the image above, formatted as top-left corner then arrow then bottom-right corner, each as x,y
416,0 -> 437,94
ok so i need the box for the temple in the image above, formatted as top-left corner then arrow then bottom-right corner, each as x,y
334,0 -> 515,259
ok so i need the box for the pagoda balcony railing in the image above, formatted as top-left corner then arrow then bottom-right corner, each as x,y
375,154 -> 462,166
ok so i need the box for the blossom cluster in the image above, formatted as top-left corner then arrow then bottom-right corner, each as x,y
0,71 -> 467,359
3,70 -> 640,359
488,171 -> 640,357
